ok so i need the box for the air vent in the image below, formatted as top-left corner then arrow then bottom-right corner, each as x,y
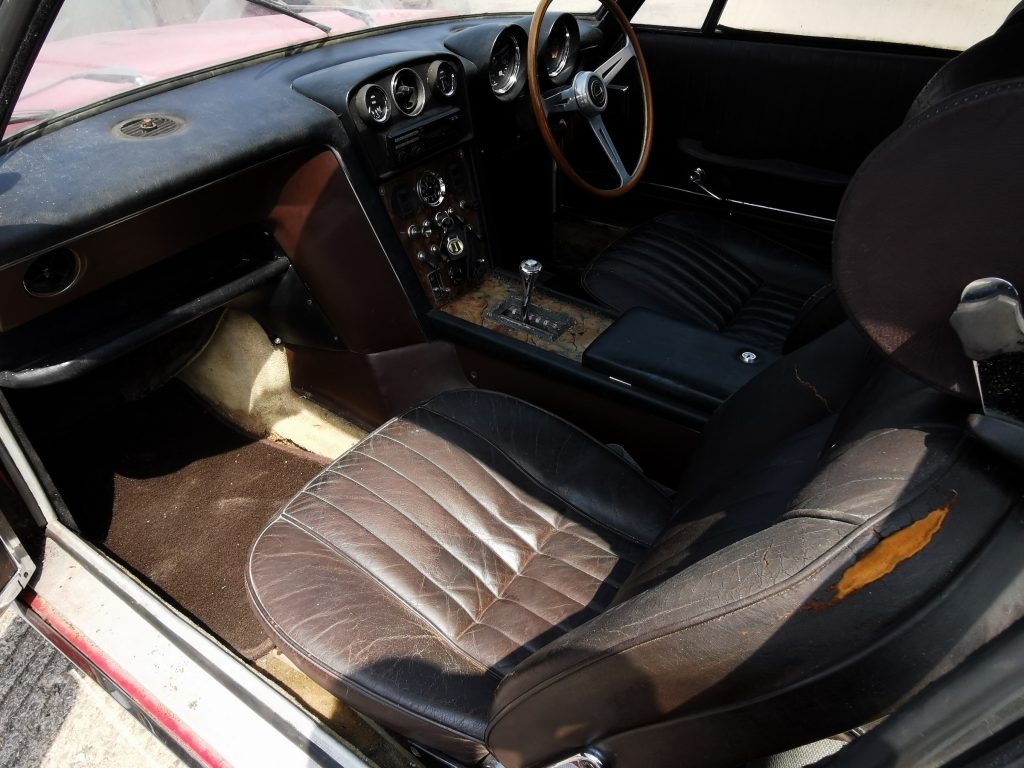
23,248 -> 82,297
118,115 -> 182,138
391,69 -> 425,117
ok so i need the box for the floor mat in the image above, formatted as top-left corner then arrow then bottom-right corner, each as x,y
20,383 -> 326,659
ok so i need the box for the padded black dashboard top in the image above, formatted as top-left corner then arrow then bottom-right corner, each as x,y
0,19 -> 501,269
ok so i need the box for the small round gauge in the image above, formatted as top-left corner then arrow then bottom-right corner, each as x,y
354,83 -> 391,126
416,170 -> 446,207
545,22 -> 572,78
363,84 -> 390,124
428,60 -> 458,98
489,31 -> 522,97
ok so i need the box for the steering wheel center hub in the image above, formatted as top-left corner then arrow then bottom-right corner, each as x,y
573,71 -> 608,116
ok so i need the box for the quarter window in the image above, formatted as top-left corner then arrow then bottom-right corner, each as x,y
717,0 -> 1020,51
632,0 -> 716,29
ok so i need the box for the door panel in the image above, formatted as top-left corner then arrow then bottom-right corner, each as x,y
632,30 -> 949,219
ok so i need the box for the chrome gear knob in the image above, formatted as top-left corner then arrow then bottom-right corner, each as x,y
519,259 -> 542,318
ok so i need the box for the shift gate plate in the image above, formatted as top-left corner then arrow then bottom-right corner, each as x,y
489,298 -> 574,341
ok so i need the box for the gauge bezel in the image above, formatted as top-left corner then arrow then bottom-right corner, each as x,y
363,83 -> 391,124
542,13 -> 580,86
416,170 -> 447,208
428,60 -> 458,98
391,68 -> 426,117
489,27 -> 527,102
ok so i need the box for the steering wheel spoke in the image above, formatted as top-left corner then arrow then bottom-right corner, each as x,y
595,38 -> 635,84
543,84 -> 577,115
528,0 -> 652,197
587,114 -> 630,186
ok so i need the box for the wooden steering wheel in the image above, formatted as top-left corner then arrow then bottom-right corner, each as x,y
527,0 -> 654,198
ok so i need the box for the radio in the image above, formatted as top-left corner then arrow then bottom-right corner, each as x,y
386,107 -> 465,167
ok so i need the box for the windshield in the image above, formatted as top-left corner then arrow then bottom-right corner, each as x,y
8,0 -> 597,140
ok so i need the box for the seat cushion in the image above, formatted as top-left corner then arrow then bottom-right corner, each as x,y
247,389 -> 672,761
582,210 -> 830,351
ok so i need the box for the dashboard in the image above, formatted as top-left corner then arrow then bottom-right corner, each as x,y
0,13 -> 602,334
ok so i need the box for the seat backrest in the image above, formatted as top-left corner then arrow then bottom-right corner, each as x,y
486,321 -> 1024,768
906,1 -> 1024,120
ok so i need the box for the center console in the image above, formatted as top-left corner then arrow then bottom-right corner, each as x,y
378,146 -> 488,305
294,52 -> 492,308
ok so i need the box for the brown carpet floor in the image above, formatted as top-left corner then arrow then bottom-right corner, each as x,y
18,383 -> 325,659
105,386 -> 326,658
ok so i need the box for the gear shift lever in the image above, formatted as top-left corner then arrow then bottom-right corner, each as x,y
520,259 -> 542,319
488,258 -> 573,341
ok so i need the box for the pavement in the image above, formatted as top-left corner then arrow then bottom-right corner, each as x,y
0,610 -> 184,768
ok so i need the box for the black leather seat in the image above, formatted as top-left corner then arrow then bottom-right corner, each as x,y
249,324 -> 1024,767
582,210 -> 831,352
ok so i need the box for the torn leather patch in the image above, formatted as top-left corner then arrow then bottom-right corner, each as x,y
814,492 -> 957,608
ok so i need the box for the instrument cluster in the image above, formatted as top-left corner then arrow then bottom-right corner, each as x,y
353,59 -> 460,128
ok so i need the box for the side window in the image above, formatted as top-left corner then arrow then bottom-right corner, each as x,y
632,0 -> 716,30
717,0 -> 1019,51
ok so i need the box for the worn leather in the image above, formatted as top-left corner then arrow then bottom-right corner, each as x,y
248,389 -> 672,761
582,211 -> 830,351
489,368 -> 1024,767
248,325 -> 1024,766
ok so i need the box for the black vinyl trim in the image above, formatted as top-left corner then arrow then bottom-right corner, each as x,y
827,617 -> 1024,768
426,309 -> 711,429
701,0 -> 729,36
0,257 -> 289,389
0,0 -> 62,138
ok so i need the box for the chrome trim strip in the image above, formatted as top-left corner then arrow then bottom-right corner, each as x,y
639,181 -> 837,225
0,512 -> 34,611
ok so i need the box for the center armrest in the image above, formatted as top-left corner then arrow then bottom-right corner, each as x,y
582,308 -> 779,411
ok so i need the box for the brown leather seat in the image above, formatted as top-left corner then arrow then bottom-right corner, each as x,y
249,323 -> 1024,767
248,389 -> 671,759
248,18 -> 1024,767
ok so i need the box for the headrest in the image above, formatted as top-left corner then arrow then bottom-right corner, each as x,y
907,6 -> 1024,119
834,77 -> 1024,401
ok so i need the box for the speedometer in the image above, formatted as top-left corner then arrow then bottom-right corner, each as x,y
489,33 -> 522,97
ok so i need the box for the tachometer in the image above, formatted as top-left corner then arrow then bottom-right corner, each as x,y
489,32 -> 522,97
545,21 -> 572,78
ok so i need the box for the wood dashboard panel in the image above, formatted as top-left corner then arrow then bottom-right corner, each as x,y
443,272 -> 614,362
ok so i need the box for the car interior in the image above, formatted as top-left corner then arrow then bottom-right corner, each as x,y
3,0 -> 1024,766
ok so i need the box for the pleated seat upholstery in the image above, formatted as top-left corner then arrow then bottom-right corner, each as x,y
582,210 -> 831,351
248,389 -> 672,760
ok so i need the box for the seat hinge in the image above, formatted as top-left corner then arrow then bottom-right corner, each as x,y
543,751 -> 605,768
950,277 -> 1024,467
